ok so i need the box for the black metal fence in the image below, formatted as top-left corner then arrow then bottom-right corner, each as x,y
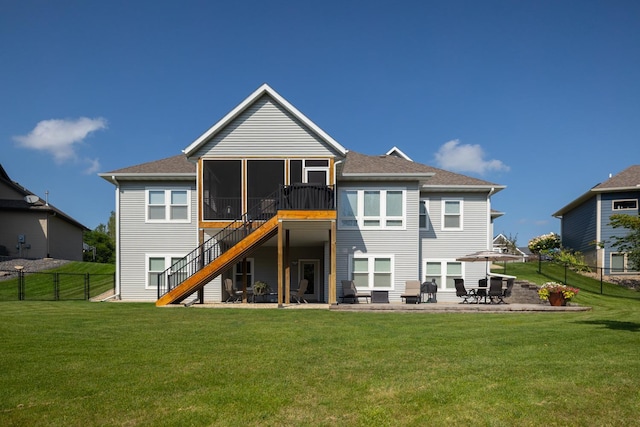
536,259 -> 639,295
0,270 -> 115,301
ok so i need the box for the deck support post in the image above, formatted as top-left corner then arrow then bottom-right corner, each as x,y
278,221 -> 284,307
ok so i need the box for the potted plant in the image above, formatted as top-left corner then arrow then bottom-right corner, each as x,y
253,280 -> 271,296
538,282 -> 579,306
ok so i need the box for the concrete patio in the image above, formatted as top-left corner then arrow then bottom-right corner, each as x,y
185,301 -> 591,312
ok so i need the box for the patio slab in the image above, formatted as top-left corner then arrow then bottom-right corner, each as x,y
185,302 -> 591,312
330,302 -> 591,313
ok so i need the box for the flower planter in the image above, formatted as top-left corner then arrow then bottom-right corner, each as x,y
548,292 -> 566,306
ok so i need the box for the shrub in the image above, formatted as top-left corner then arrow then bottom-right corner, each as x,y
554,248 -> 591,273
528,232 -> 561,254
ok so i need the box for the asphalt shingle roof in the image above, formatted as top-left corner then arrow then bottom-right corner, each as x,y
106,155 -> 195,175
593,165 -> 640,190
341,151 -> 501,187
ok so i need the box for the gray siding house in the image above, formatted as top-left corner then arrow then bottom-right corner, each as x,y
553,165 -> 640,273
100,84 -> 505,304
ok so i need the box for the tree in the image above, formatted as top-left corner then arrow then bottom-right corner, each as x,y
107,211 -> 115,241
528,232 -> 561,254
83,212 -> 116,263
501,233 -> 519,255
609,214 -> 640,271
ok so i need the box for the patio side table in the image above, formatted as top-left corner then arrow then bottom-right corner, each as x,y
371,290 -> 389,303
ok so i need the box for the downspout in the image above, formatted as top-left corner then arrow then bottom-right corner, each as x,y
487,187 -> 496,250
333,159 -> 344,210
331,159 -> 344,304
110,175 -> 121,300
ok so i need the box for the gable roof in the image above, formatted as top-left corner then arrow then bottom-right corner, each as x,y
340,151 -> 504,192
183,84 -> 347,157
99,155 -> 196,184
553,165 -> 640,217
385,146 -> 413,161
0,164 -> 88,230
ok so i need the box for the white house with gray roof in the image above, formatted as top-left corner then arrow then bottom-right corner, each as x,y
100,84 -> 505,304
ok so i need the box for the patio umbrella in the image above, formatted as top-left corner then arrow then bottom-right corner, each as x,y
456,250 -> 521,282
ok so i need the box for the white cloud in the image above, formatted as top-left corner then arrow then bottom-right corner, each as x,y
83,158 -> 101,175
14,117 -> 107,163
434,139 -> 510,175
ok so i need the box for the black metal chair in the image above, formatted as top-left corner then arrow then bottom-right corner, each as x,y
489,277 -> 505,304
454,278 -> 475,304
477,278 -> 488,304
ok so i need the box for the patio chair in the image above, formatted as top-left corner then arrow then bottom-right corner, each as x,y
224,278 -> 241,303
476,278 -> 488,304
401,280 -> 421,304
489,277 -> 505,304
454,278 -> 475,304
290,279 -> 309,304
502,278 -> 515,302
340,280 -> 370,303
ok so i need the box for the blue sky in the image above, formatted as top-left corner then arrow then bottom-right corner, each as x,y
2,0 -> 639,248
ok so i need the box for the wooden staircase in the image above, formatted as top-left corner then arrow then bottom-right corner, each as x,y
156,216 -> 279,306
154,184 -> 336,307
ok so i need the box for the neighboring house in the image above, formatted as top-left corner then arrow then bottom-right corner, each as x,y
553,165 -> 640,273
100,84 -> 506,304
492,233 -> 528,261
0,164 -> 88,260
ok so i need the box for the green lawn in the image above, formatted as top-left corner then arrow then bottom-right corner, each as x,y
1,263 -> 639,426
0,262 -> 114,301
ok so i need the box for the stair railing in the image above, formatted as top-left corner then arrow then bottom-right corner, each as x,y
156,184 -> 335,300
156,189 -> 282,300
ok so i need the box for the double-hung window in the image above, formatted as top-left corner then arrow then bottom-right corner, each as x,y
351,254 -> 393,290
424,259 -> 463,289
147,255 -> 186,289
146,189 -> 191,222
442,199 -> 463,230
339,189 -> 405,229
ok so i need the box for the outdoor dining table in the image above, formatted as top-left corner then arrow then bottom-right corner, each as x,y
466,283 -> 507,304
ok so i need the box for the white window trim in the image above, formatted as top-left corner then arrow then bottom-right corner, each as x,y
420,198 -> 429,230
145,188 -> 192,223
303,159 -> 330,185
441,198 -> 463,231
612,199 -> 638,211
610,252 -> 627,273
422,258 -> 465,290
348,253 -> 395,290
146,253 -> 187,289
338,189 -> 406,230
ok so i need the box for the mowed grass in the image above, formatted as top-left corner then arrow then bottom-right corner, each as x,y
1,263 -> 640,426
